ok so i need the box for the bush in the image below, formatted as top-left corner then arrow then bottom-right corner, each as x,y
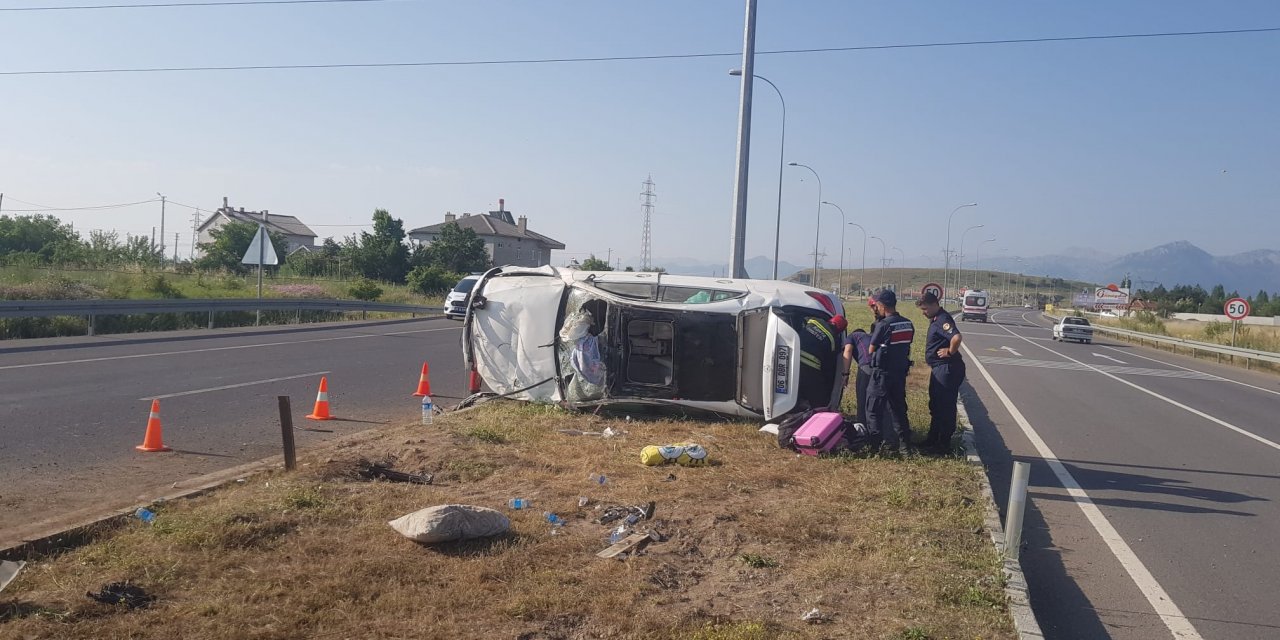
406,265 -> 461,296
348,279 -> 383,301
142,274 -> 185,299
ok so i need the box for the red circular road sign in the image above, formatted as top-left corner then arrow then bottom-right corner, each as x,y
921,282 -> 944,300
1225,297 -> 1250,320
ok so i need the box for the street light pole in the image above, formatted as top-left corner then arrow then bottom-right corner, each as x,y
156,192 -> 166,263
958,224 -> 984,294
732,69 -> 785,280
727,0 -> 758,279
822,202 -> 845,295
847,222 -> 866,298
943,202 -> 977,301
789,163 -> 822,286
870,235 -> 886,290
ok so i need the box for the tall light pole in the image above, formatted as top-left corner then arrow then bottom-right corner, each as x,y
892,246 -> 905,294
976,237 -> 996,290
789,162 -> 822,286
943,202 -> 978,301
822,201 -> 846,295
731,68 -> 785,280
727,0 -> 758,279
847,222 -> 866,298
957,224 -> 984,294
156,192 -> 166,262
870,235 -> 887,290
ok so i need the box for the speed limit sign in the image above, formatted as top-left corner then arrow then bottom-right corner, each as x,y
1225,297 -> 1250,320
922,282 -> 944,301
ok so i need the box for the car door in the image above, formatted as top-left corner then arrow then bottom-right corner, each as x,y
463,267 -> 567,402
738,307 -> 802,421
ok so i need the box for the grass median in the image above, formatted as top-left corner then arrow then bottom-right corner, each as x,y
2,304 -> 1010,639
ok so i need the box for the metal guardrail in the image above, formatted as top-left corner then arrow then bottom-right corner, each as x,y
0,298 -> 441,335
1044,313 -> 1280,369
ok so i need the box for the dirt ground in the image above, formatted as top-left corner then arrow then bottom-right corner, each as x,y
1,399 -> 1012,640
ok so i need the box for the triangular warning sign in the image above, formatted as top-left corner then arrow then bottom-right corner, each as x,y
241,225 -> 280,266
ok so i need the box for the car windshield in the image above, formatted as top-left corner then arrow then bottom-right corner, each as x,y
1065,317 -> 1090,326
453,278 -> 478,293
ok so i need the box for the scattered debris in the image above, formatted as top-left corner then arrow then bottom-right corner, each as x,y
0,560 -> 26,593
358,461 -> 433,485
86,582 -> 155,609
578,496 -> 590,508
133,507 -> 156,524
508,498 -> 531,510
758,423 -> 780,436
388,504 -> 510,544
597,532 -> 651,559
800,607 -> 833,624
595,502 -> 655,526
556,429 -> 604,437
662,473 -> 677,482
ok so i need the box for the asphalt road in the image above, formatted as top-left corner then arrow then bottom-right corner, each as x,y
0,317 -> 467,546
961,308 -> 1280,640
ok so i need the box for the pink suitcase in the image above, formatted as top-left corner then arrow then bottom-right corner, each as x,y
793,412 -> 845,456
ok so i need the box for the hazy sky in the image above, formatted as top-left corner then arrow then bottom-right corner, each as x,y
1,0 -> 1277,268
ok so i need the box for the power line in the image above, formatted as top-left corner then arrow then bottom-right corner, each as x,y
1,0 -> 404,11
1,26 -> 1275,76
2,198 -> 160,212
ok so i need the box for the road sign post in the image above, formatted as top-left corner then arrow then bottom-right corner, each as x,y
242,224 -> 280,326
1225,297 -> 1250,348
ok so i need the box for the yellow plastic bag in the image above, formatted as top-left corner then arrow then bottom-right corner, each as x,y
639,443 -> 710,467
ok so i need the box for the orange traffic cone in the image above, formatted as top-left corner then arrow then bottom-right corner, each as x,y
468,369 -> 483,394
306,376 -> 334,421
136,399 -> 171,452
413,363 -> 432,397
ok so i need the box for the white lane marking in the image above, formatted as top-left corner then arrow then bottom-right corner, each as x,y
1093,352 -> 1127,365
142,371 -> 330,400
995,323 -> 1280,452
1097,344 -> 1280,398
1000,346 -> 1023,357
978,356 -> 1225,381
0,326 -> 460,371
965,330 -> 1054,342
962,341 -> 1204,639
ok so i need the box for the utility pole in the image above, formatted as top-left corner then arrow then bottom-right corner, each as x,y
728,0 -> 758,279
640,176 -> 656,271
0,193 -> 4,213
173,233 -> 179,263
190,210 -> 202,260
157,193 -> 166,264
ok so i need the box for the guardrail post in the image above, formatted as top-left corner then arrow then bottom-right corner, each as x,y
208,310 -> 215,330
1005,461 -> 1031,560
86,314 -> 94,336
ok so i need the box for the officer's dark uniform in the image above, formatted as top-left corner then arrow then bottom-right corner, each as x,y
866,295 -> 914,450
797,316 -> 840,410
923,308 -> 966,450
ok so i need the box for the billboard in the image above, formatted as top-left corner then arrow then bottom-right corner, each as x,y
1074,284 -> 1129,310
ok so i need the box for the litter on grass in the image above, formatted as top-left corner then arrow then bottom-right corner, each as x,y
639,443 -> 710,467
86,582 -> 155,609
388,504 -> 510,544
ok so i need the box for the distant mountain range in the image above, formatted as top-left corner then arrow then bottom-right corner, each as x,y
983,241 -> 1280,294
631,256 -> 804,279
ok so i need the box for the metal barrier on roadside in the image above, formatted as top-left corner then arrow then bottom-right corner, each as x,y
0,298 -> 441,336
1044,313 -> 1280,370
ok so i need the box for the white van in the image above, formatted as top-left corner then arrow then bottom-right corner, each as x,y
461,266 -> 846,421
961,290 -> 990,322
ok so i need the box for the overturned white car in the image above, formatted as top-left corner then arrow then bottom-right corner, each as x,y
461,266 -> 846,421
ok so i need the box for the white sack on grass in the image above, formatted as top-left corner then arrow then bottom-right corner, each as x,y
389,504 -> 510,544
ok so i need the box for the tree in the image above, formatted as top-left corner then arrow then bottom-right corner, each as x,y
406,265 -> 461,295
343,209 -> 411,283
580,254 -> 613,271
0,214 -> 81,262
420,222 -> 489,274
624,266 -> 635,272
195,221 -> 289,275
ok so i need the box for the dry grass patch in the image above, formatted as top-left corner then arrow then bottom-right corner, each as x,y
2,400 -> 1012,640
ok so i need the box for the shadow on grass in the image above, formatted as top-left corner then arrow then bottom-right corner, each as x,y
422,531 -> 531,558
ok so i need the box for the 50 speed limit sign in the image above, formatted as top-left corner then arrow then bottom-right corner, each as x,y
921,282 -> 944,301
1225,297 -> 1250,320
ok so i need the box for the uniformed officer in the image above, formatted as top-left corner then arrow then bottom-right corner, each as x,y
865,290 -> 914,454
916,292 -> 966,453
841,299 -> 881,426
797,314 -> 848,410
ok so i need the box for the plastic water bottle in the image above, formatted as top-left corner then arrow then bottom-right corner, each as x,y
544,512 -> 565,526
508,498 -> 529,510
609,524 -> 627,544
421,396 -> 434,425
134,507 -> 156,524
591,473 -> 607,486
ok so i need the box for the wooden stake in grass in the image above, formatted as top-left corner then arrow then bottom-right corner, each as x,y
279,395 -> 296,471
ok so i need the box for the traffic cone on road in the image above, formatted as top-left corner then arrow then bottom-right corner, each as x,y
306,377 -> 334,421
136,399 -> 171,452
413,363 -> 432,397
468,369 -> 483,394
